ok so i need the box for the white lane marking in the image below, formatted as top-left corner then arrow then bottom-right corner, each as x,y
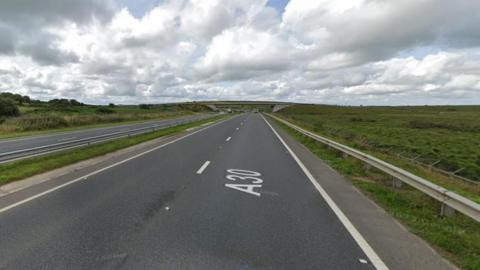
201,122 -> 214,127
0,116 -> 238,215
224,169 -> 263,197
57,137 -> 77,142
261,115 -> 389,270
236,128 -> 239,130
226,137 -> 231,142
196,161 -> 211,175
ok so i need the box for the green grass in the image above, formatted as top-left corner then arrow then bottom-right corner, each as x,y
0,115 -> 225,186
0,113 -> 198,140
277,105 -> 480,203
271,117 -> 480,270
1,103 -> 213,135
278,105 -> 480,181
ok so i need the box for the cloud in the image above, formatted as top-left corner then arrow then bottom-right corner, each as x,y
0,0 -> 115,25
0,0 -> 115,65
283,0 -> 480,65
0,0 -> 479,105
196,27 -> 291,81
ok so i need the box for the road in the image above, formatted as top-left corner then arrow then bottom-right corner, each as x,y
0,114 -> 214,162
0,113 -> 381,269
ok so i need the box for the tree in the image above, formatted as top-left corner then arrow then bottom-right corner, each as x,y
0,97 -> 20,117
108,103 -> 115,108
139,104 -> 150,110
48,98 -> 84,106
0,92 -> 31,105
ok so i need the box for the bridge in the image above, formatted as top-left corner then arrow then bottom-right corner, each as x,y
196,101 -> 295,112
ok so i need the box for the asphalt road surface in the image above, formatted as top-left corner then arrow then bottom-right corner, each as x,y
0,113 -> 380,269
0,114 -> 213,160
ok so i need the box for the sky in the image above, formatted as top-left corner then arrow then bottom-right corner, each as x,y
0,0 -> 479,105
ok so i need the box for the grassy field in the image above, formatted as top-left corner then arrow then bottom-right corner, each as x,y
0,115 -> 225,186
271,117 -> 480,270
277,105 -> 480,199
0,102 -> 211,137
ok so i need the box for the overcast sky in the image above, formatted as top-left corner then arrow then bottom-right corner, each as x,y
0,0 -> 479,105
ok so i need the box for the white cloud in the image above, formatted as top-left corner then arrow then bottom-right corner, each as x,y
0,0 -> 479,105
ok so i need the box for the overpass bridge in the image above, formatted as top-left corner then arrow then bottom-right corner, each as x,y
196,101 -> 295,112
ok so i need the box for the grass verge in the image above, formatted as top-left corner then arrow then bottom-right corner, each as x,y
275,113 -> 480,204
270,116 -> 480,270
0,112 -> 197,140
0,115 -> 225,186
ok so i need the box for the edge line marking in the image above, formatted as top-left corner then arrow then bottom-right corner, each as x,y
261,114 -> 388,270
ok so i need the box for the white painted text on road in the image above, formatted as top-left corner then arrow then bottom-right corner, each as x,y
224,169 -> 263,197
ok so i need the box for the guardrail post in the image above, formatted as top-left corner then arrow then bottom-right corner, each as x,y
392,177 -> 402,188
441,203 -> 455,217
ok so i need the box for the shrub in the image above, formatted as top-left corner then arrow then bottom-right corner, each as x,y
139,104 -> 150,110
95,107 -> 115,114
3,115 -> 69,131
0,97 -> 20,117
350,117 -> 376,123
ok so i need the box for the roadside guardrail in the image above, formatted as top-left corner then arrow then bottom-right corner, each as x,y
0,114 -> 217,164
267,113 -> 480,222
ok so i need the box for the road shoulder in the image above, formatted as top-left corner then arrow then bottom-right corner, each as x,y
266,117 -> 457,270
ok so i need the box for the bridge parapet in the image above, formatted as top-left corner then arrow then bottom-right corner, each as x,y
272,104 -> 291,112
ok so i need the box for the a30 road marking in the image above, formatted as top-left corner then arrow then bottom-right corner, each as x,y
196,161 -> 211,175
226,137 -> 231,142
261,115 -> 389,270
224,169 -> 263,197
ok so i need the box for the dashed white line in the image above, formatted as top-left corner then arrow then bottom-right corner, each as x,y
196,161 -> 211,175
236,128 -> 239,130
226,137 -> 232,142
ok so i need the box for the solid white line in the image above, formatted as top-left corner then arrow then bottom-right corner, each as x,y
196,161 -> 211,175
0,116 -> 235,215
261,115 -> 389,270
226,137 -> 231,142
